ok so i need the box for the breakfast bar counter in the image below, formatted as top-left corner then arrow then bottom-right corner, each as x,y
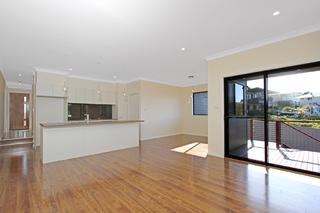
40,120 -> 143,164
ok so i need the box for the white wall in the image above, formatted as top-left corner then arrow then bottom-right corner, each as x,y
140,80 -> 182,140
129,80 -> 208,140
207,31 -> 320,158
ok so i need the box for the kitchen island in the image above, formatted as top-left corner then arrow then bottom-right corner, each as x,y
40,120 -> 143,164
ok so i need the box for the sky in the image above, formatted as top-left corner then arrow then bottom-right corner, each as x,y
247,70 -> 320,95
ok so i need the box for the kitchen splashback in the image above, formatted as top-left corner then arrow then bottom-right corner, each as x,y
68,103 -> 112,121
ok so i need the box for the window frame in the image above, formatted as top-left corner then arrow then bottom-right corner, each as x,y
192,91 -> 208,116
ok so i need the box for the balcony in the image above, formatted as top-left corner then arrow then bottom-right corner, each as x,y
231,119 -> 320,173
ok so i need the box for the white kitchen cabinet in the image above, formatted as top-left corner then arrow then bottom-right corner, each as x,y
37,83 -> 67,97
68,87 -> 86,103
36,83 -> 52,97
52,84 -> 66,97
67,87 -> 115,104
36,72 -> 117,104
100,89 -> 116,104
67,87 -> 77,103
36,72 -> 67,98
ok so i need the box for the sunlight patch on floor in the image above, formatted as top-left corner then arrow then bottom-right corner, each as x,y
171,142 -> 208,158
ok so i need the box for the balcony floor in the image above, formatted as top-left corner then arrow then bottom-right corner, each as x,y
230,140 -> 320,173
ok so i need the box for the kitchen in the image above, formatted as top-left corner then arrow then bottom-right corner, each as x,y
34,70 -> 142,163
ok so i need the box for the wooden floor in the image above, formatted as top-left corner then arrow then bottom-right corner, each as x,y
0,130 -> 33,148
1,129 -> 33,140
1,135 -> 320,212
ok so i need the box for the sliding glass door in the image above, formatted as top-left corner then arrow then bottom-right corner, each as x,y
224,61 -> 320,175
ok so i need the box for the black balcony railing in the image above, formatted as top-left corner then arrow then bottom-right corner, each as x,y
249,119 -> 320,152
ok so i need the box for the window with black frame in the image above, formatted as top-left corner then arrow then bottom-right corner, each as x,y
193,91 -> 208,115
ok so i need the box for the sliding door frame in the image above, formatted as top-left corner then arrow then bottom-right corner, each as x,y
224,61 -> 320,176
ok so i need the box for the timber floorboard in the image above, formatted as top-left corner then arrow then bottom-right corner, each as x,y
0,135 -> 319,212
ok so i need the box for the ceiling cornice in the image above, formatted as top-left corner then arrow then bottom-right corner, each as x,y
34,68 -> 206,87
126,77 -> 207,88
34,67 -> 69,75
6,81 -> 32,90
205,24 -> 320,61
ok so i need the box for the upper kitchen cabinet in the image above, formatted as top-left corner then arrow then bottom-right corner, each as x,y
35,72 -> 67,97
100,87 -> 116,104
35,72 -> 117,104
67,77 -> 116,104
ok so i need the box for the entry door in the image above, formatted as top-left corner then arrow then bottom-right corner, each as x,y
9,93 -> 30,130
225,74 -> 266,162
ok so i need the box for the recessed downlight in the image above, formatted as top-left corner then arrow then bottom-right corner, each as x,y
273,11 -> 280,16
18,73 -> 22,77
181,47 -> 186,51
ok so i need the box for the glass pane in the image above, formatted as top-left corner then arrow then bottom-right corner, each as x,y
23,103 -> 27,119
268,67 -> 320,173
88,104 -> 100,120
100,105 -> 113,119
247,79 -> 264,116
227,77 -> 264,117
235,84 -> 244,115
68,103 -> 82,120
228,118 -> 265,161
193,92 -> 208,115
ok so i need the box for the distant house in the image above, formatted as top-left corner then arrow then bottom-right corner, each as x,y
269,92 -> 301,106
246,87 -> 264,115
297,92 -> 320,106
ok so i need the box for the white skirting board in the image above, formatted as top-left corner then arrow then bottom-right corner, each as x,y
41,122 -> 140,163
141,133 -> 208,141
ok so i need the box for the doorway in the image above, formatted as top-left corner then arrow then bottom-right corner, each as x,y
224,61 -> 320,175
9,93 -> 30,130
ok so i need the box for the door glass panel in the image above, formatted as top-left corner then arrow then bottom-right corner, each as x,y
235,83 -> 244,116
247,79 -> 264,116
268,66 -> 320,173
226,75 -> 265,162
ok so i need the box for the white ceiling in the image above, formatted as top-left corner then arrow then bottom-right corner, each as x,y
0,0 -> 319,86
